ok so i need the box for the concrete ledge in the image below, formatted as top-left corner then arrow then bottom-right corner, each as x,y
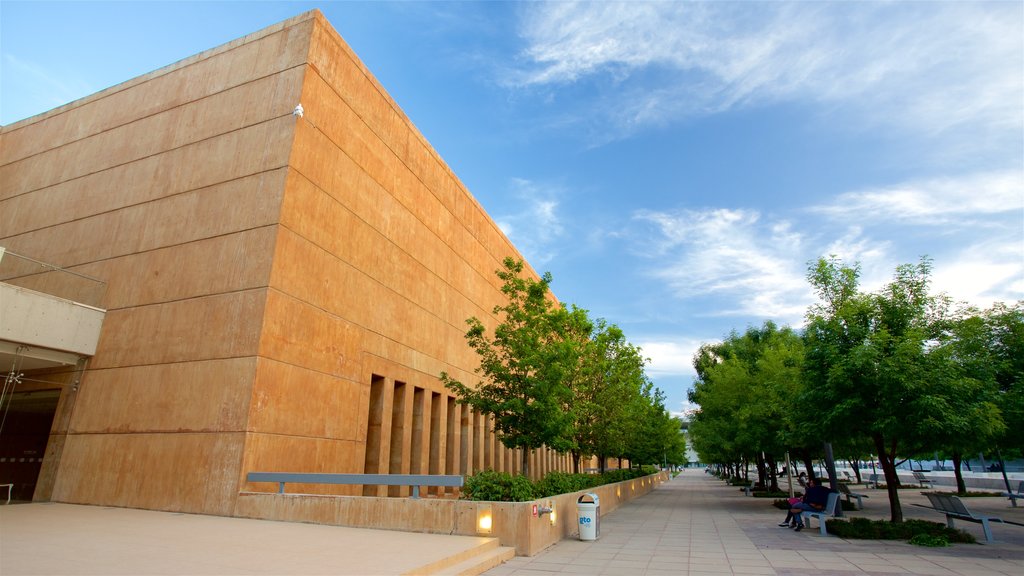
236,470 -> 669,556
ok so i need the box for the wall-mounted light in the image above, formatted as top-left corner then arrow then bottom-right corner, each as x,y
538,501 -> 556,526
477,504 -> 493,534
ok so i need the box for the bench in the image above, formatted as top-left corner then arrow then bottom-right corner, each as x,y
1001,480 -> 1023,508
837,482 -> 868,509
800,491 -> 840,536
917,493 -> 1004,542
912,470 -> 933,488
246,472 -> 464,499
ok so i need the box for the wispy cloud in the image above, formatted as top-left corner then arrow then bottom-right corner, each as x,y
632,208 -> 812,322
511,2 -> 1023,142
495,178 -> 565,265
636,338 -> 702,378
2,54 -> 93,116
809,171 -> 1024,226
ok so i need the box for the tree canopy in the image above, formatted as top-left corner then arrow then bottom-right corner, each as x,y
442,257 -> 683,476
687,255 -> 1019,522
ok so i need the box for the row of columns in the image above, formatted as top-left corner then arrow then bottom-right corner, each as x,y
362,374 -> 572,496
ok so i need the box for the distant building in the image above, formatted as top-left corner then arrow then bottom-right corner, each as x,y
0,10 -> 573,514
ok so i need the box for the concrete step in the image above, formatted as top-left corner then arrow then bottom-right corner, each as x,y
432,545 -> 515,576
404,538 -> 513,576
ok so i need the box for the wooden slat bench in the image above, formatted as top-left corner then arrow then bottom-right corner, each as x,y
246,472 -> 464,499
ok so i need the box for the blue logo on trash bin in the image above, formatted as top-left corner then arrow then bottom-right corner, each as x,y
579,517 -> 592,525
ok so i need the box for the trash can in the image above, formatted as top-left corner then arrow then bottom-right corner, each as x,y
577,493 -> 600,540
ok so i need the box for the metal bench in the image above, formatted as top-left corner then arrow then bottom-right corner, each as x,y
801,491 -> 840,536
1001,480 -> 1023,508
919,493 -> 1004,542
246,472 -> 464,499
911,470 -> 933,488
837,482 -> 868,509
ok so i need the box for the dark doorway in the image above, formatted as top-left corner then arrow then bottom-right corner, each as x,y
0,389 -> 60,502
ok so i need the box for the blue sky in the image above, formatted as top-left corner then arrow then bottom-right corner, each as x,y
3,1 -> 1022,417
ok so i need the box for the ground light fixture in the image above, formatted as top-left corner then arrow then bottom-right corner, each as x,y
476,504 -> 492,534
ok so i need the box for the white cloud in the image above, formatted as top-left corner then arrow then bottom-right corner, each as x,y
933,238 -> 1024,308
495,178 -> 565,265
512,2 -> 1023,141
810,171 -> 1024,226
633,207 -> 811,322
636,338 -> 702,378
2,54 -> 94,118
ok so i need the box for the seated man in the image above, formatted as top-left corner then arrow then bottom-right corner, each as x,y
778,477 -> 831,532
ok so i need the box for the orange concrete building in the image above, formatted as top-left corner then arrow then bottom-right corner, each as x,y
0,10 -> 573,515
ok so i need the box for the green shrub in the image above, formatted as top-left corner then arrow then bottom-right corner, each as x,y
909,533 -> 949,547
461,467 -> 655,501
534,472 -> 601,498
462,470 -> 536,502
825,517 -> 975,544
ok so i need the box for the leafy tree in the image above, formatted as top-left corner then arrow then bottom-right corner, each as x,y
441,258 -> 573,477
922,308 -> 1007,493
688,322 -> 803,490
802,256 -> 942,522
985,303 -> 1024,456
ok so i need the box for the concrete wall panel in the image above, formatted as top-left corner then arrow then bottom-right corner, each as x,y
71,358 -> 256,433
1,119 -> 294,259
90,290 -> 266,369
0,15 -> 314,165
0,68 -> 303,201
52,432 -> 245,515
249,358 -> 362,440
239,432 -> 364,494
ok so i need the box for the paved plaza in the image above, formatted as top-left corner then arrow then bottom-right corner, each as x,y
1,468 -> 1022,575
487,468 -> 1024,576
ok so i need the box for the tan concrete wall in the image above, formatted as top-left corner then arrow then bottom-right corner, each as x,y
0,9 -> 571,516
0,12 -> 314,513
235,471 -> 670,556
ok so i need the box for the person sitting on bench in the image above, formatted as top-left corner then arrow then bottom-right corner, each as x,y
778,477 -> 830,532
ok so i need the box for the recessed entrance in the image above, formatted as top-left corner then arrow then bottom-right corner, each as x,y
0,388 -> 60,502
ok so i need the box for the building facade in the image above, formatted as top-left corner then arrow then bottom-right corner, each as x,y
0,10 -> 572,515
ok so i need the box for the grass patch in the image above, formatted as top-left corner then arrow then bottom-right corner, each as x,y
928,490 -> 1004,498
825,517 -> 975,544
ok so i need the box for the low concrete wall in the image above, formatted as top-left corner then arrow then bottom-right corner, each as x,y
235,471 -> 669,556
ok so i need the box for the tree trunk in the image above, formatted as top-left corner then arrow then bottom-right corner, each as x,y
800,452 -> 816,481
850,459 -> 862,483
767,454 -> 779,492
873,433 -> 904,523
571,450 -> 581,474
952,452 -> 966,494
521,448 -> 530,479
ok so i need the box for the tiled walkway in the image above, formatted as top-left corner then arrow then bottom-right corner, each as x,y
486,468 -> 1024,576
1,469 -> 1021,575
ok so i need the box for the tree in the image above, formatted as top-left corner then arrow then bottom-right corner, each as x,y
802,256 -> 942,522
563,316 -> 650,473
985,303 -> 1024,457
688,322 -> 803,489
922,308 -> 1007,493
441,258 -> 573,477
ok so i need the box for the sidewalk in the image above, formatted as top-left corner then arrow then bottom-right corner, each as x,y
0,503 -> 496,575
485,468 -> 1024,576
1,469 -> 1021,575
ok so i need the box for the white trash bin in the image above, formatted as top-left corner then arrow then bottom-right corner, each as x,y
577,493 -> 600,540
